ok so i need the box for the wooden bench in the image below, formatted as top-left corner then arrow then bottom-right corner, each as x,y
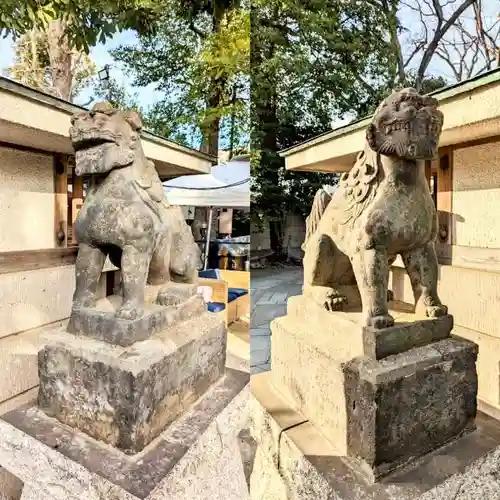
198,269 -> 250,326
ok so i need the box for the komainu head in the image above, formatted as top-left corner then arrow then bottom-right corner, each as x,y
366,88 -> 443,161
70,102 -> 144,176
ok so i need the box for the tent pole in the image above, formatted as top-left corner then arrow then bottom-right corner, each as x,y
203,207 -> 214,270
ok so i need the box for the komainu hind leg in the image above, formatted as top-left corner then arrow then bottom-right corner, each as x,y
149,232 -> 199,307
401,243 -> 448,318
303,233 -> 350,311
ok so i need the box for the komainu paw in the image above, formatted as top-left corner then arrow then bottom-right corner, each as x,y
426,304 -> 448,318
306,286 -> 348,311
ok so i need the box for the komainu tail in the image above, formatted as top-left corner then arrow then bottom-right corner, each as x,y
301,187 -> 332,251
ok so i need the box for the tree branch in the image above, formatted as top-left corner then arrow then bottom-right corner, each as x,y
415,0 -> 476,90
188,20 -> 207,39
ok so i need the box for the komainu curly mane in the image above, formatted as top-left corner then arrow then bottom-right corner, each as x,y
337,147 -> 381,227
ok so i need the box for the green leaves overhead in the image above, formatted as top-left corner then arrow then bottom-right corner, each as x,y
111,0 -> 250,156
1,0 -> 162,52
250,0 -> 396,254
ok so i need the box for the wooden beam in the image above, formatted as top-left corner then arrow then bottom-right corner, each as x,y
54,154 -> 68,247
436,147 -> 453,245
71,167 -> 84,245
451,133 -> 500,152
393,243 -> 500,275
0,248 -> 78,275
435,243 -> 500,273
0,140 -> 54,157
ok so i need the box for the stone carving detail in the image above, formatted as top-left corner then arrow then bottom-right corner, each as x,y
69,102 -> 200,320
302,88 -> 447,328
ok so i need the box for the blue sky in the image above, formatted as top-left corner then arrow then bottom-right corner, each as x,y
0,3 -> 497,130
0,30 -> 165,109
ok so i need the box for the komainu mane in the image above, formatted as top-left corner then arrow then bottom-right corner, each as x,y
69,102 -> 200,320
302,88 -> 447,329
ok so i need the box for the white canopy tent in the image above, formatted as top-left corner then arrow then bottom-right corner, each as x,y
163,155 -> 250,268
163,156 -> 250,209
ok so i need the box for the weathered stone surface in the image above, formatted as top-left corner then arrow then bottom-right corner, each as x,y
344,337 -> 478,480
270,314 -> 477,468
38,312 -> 226,454
250,372 -> 500,500
286,295 -> 453,359
270,315 -> 349,455
0,370 -> 249,500
302,88 -> 447,328
69,102 -> 200,322
67,292 -> 205,346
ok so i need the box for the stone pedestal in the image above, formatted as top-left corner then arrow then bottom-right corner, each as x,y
0,369 -> 249,500
39,305 -> 226,454
0,286 -> 251,499
250,373 -> 500,500
250,294 -> 487,498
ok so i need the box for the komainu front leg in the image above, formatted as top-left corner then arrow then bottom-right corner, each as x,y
401,243 -> 448,318
351,248 -> 394,328
72,243 -> 106,310
303,233 -> 348,311
117,244 -> 151,320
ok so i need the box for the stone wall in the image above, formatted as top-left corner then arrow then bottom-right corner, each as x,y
391,140 -> 500,415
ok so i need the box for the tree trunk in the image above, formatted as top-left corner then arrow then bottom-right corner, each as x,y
251,6 -> 284,257
46,19 -> 73,101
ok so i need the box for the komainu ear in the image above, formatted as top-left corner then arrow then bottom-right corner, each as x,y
366,123 -> 378,151
124,110 -> 143,131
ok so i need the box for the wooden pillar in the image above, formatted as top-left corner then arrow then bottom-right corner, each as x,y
71,166 -> 84,245
436,147 -> 453,245
424,160 -> 431,186
53,153 -> 68,247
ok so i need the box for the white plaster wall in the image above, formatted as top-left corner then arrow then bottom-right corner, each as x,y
0,266 -> 74,340
0,147 -> 55,252
390,265 -> 500,411
452,142 -> 500,248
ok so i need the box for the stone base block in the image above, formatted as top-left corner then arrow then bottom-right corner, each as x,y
344,338 -> 478,480
286,295 -> 453,359
270,313 -> 478,472
250,373 -> 500,500
67,285 -> 204,347
0,369 -> 250,500
38,311 -> 226,454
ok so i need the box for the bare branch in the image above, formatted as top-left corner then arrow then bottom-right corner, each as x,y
415,0 -> 476,90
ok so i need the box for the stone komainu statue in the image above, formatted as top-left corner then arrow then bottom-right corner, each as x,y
69,102 -> 200,320
302,88 -> 447,329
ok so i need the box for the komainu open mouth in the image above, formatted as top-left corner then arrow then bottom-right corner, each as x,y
72,136 -> 115,152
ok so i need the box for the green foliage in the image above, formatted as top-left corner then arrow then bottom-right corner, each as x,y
110,0 -> 249,154
0,0 -> 162,52
5,25 -> 96,101
92,76 -> 142,111
251,0 -> 394,252
92,76 -> 197,146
